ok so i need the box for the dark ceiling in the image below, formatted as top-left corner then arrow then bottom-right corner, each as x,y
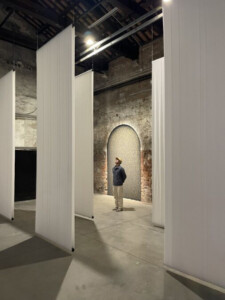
0,0 -> 163,72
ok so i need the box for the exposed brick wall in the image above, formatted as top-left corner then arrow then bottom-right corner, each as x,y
15,119 -> 37,147
141,150 -> 152,203
0,40 -> 37,147
94,149 -> 107,193
0,34 -> 163,200
94,37 -> 164,203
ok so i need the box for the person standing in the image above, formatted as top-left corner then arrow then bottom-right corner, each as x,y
112,157 -> 127,212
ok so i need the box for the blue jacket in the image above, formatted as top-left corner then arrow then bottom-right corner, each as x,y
112,165 -> 127,186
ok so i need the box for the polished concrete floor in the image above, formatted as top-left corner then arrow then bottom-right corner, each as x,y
0,195 -> 224,300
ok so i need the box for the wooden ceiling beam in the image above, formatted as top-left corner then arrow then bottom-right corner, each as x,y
0,9 -> 13,28
76,0 -> 139,58
16,11 -> 52,40
0,0 -> 68,29
0,27 -> 37,50
110,0 -> 146,17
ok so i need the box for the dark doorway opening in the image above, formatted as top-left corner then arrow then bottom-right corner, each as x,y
15,149 -> 36,201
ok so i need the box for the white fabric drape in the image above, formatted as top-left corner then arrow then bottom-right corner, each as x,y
75,70 -> 94,219
152,58 -> 165,228
0,71 -> 15,220
164,0 -> 225,289
36,26 -> 75,251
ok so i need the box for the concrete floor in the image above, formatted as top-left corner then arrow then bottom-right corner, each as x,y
0,195 -> 224,300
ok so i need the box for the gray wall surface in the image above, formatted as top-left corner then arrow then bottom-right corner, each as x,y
108,125 -> 141,201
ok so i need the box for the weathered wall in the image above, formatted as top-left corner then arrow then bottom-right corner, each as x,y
94,37 -> 163,202
15,119 -> 37,147
0,35 -> 163,202
0,40 -> 37,147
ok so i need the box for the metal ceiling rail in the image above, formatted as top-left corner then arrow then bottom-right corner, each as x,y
76,12 -> 163,64
79,6 -> 162,57
76,0 -> 107,22
88,7 -> 118,29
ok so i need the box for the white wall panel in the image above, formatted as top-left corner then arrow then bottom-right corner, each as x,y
36,26 -> 75,251
75,71 -> 94,218
0,71 -> 15,220
164,0 -> 225,288
152,58 -> 165,227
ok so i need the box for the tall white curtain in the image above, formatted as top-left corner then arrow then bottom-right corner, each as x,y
36,26 -> 75,251
152,58 -> 165,228
75,70 -> 94,219
164,0 -> 225,289
0,71 -> 15,220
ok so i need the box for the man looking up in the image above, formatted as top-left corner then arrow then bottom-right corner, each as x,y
112,157 -> 127,212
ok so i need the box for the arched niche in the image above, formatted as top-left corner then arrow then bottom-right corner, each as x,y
107,125 -> 141,201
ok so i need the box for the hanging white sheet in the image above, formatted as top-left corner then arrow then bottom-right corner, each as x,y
36,25 -> 75,251
0,71 -> 15,220
164,0 -> 225,289
152,57 -> 165,228
75,70 -> 94,219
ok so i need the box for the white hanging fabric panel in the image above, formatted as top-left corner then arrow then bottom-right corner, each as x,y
36,25 -> 75,251
75,70 -> 94,219
152,57 -> 165,228
164,0 -> 225,289
0,71 -> 15,220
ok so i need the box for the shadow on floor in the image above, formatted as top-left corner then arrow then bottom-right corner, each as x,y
13,209 -> 36,234
122,207 -> 136,211
166,271 -> 225,300
74,217 -> 121,277
0,210 -> 36,233
0,214 -> 8,224
0,236 -> 71,270
0,208 -> 74,300
0,256 -> 73,300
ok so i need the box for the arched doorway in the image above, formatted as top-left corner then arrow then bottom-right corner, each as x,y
107,125 -> 141,201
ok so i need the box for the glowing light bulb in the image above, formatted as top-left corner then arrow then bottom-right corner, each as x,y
163,0 -> 171,3
86,38 -> 95,46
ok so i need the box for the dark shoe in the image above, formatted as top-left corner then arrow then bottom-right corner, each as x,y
112,207 -> 118,211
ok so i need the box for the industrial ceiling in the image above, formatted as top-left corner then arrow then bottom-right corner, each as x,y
0,0 -> 163,72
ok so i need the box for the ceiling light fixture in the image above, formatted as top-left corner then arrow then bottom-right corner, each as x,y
163,0 -> 172,3
84,31 -> 96,47
86,38 -> 95,46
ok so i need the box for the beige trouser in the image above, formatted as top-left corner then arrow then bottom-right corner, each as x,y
113,185 -> 123,209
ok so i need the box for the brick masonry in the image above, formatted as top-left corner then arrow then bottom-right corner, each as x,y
0,39 -> 37,147
0,33 -> 163,201
94,37 -> 164,203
